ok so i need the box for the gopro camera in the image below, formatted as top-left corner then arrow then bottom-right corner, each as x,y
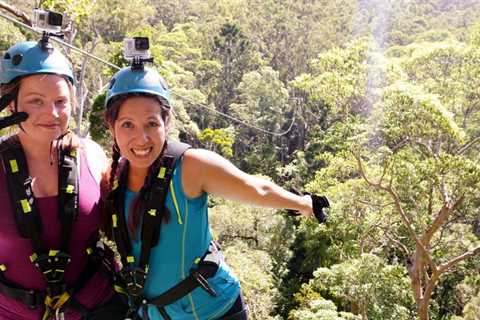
123,37 -> 151,60
32,8 -> 64,34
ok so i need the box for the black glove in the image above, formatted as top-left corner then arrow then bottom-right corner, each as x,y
0,94 -> 28,130
287,188 -> 330,224
311,194 -> 329,223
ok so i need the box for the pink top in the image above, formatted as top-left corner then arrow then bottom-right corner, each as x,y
0,146 -> 113,319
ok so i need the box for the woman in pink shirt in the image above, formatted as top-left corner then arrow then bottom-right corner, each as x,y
0,39 -> 127,319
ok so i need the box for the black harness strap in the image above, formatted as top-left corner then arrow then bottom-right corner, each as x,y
58,147 -> 79,252
1,136 -> 44,252
0,135 -> 88,318
139,153 -> 176,268
110,140 -> 190,317
111,140 -> 190,266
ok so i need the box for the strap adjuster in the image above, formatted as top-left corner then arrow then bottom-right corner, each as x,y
191,269 -> 217,297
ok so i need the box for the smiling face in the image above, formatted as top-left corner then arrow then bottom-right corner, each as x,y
15,74 -> 72,143
113,96 -> 167,170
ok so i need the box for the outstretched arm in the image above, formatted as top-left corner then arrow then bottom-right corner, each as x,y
181,149 -> 314,218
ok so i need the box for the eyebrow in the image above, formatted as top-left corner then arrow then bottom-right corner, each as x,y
117,116 -> 160,122
24,92 -> 46,98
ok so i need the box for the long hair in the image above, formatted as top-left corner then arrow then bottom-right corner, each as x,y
101,93 -> 172,240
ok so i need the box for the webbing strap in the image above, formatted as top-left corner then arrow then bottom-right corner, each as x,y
111,140 -> 190,299
1,136 -> 43,252
139,154 -> 176,268
111,140 -> 189,269
148,263 -> 218,308
58,148 -> 79,252
0,135 -> 79,253
110,160 -> 132,267
0,135 -> 80,313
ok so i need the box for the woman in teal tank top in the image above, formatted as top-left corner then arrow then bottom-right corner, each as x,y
100,62 -> 318,319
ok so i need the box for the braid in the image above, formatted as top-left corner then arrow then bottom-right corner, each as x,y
109,143 -> 121,194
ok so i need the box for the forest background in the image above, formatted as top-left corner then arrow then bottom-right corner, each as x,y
0,0 -> 479,319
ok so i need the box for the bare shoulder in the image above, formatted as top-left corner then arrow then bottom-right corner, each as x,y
180,148 -> 249,197
181,148 -> 228,173
180,148 -> 224,198
81,138 -> 108,184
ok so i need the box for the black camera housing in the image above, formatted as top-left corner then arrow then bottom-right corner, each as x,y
134,37 -> 149,51
47,11 -> 63,27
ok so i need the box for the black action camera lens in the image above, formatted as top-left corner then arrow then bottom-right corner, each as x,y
47,11 -> 63,27
134,37 -> 149,50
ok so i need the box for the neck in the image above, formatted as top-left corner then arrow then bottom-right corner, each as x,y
17,133 -> 57,163
127,164 -> 149,192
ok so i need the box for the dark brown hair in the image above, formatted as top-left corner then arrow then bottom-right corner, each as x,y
101,94 -> 172,240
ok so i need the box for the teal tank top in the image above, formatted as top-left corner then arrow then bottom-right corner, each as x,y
124,160 -> 240,320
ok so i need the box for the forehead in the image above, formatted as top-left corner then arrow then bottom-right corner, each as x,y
118,96 -> 163,119
19,74 -> 71,96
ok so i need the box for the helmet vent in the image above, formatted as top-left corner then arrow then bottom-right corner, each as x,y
3,52 -> 11,59
12,54 -> 23,66
109,78 -> 116,89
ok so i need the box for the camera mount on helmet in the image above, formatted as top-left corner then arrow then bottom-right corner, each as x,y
32,8 -> 67,52
123,37 -> 154,71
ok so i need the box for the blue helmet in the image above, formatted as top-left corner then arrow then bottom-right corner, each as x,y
105,66 -> 171,109
0,41 -> 74,85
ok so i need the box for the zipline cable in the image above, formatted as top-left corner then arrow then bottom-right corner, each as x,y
0,11 -> 296,136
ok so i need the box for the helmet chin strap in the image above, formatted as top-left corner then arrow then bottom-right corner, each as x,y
0,94 -> 28,131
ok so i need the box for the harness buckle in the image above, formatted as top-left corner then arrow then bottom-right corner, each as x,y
191,269 -> 217,297
117,267 -> 147,297
33,251 -> 70,297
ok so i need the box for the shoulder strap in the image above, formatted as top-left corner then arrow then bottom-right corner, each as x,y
0,135 -> 79,253
139,140 -> 189,268
58,146 -> 79,252
0,135 -> 43,252
111,140 -> 190,270
110,159 -> 132,265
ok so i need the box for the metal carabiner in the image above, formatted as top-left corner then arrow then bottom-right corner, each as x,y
55,308 -> 65,320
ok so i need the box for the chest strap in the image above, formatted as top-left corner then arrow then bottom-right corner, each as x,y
0,135 -> 80,318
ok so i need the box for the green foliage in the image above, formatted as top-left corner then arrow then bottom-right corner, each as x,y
223,241 -> 278,320
306,254 -> 415,319
2,1 -> 480,318
209,196 -> 284,319
290,298 -> 361,320
291,38 -> 370,118
0,19 -> 25,49
87,92 -> 110,148
378,82 -> 466,145
198,127 -> 234,158
229,66 -> 291,176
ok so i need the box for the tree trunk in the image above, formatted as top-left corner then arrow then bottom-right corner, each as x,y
417,299 -> 429,320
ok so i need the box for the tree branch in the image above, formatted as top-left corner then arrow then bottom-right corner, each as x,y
422,197 -> 464,247
456,136 -> 480,155
438,245 -> 480,273
353,151 -> 437,272
0,2 -> 32,26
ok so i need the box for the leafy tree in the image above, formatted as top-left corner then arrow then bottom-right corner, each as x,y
353,82 -> 480,320
300,254 -> 415,320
